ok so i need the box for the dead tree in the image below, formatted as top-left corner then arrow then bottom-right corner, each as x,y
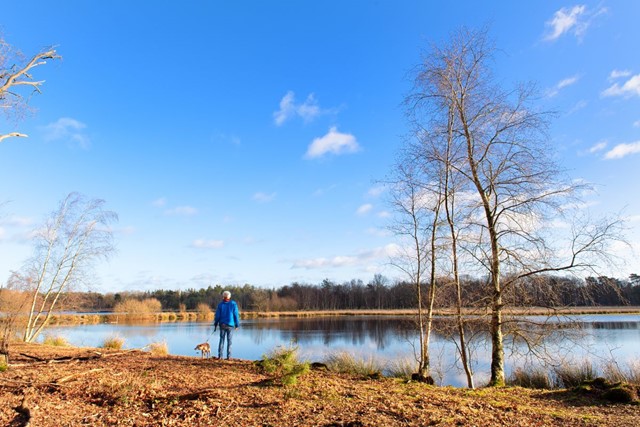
1,37 -> 60,142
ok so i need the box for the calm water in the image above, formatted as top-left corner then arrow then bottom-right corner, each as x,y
41,314 -> 640,387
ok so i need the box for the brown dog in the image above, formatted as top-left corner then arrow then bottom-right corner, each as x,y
194,342 -> 211,359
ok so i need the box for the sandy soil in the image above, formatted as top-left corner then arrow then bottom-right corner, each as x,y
1,342 -> 638,427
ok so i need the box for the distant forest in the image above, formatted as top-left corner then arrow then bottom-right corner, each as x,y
66,274 -> 640,312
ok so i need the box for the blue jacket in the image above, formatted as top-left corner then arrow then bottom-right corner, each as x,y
214,300 -> 240,328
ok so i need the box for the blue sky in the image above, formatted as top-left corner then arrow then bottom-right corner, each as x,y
1,1 -> 639,293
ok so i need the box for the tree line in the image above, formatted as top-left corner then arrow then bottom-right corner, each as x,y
63,273 -> 640,313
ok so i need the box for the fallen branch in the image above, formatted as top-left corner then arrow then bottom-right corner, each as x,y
17,350 -> 137,364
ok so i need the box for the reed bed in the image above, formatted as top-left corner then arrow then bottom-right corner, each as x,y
507,359 -> 640,389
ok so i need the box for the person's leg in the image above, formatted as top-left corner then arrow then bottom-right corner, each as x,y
226,327 -> 233,359
218,327 -> 226,359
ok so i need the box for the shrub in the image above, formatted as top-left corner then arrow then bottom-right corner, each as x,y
113,298 -> 162,317
323,351 -> 384,379
42,335 -> 68,347
258,345 -> 310,386
196,303 -> 212,317
101,336 -> 125,350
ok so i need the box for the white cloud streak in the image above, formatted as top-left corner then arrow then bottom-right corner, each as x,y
191,239 -> 224,249
602,73 -> 640,98
42,117 -> 91,148
273,91 -> 321,126
609,70 -> 632,81
543,5 -> 606,42
546,75 -> 580,97
305,127 -> 360,159
291,244 -> 400,270
356,204 -> 373,215
165,206 -> 199,216
604,141 -> 640,159
152,197 -> 167,208
252,192 -> 277,203
588,141 -> 607,153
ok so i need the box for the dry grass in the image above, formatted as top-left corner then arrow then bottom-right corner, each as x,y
386,356 -> 416,380
42,334 -> 69,347
147,341 -> 168,356
101,336 -> 125,350
323,351 -> 384,378
602,360 -> 640,385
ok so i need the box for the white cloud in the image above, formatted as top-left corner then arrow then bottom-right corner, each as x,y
366,227 -> 391,237
588,141 -> 607,153
191,239 -> 224,249
602,74 -> 640,98
547,75 -> 580,97
367,185 -> 386,198
557,75 -> 579,89
356,204 -> 373,216
609,69 -> 632,81
305,127 -> 360,159
604,141 -> 640,159
273,91 -> 321,126
634,120 -> 640,128
152,197 -> 167,208
42,117 -> 90,148
568,100 -> 588,115
543,5 -> 606,42
377,211 -> 391,219
312,184 -> 338,197
165,206 -> 199,216
0,215 -> 33,227
626,215 -> 640,223
252,192 -> 277,203
113,226 -> 136,236
291,244 -> 400,270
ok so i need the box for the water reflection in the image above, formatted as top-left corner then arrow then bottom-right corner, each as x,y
244,316 -> 416,350
41,314 -> 640,387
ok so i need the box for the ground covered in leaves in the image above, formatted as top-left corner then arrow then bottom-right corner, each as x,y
1,342 -> 638,426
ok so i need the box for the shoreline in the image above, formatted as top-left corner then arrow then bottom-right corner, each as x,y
44,306 -> 640,326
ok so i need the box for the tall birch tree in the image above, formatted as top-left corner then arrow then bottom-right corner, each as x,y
404,27 -> 624,386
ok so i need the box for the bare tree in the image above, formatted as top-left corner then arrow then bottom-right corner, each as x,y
1,36 -> 60,143
387,154 -> 443,382
404,27 -> 625,386
20,193 -> 117,343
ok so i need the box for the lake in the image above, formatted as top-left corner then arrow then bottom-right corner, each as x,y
40,313 -> 640,387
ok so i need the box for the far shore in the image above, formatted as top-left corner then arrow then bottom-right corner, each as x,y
44,305 -> 640,326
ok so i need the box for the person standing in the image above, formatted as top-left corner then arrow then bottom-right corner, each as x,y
213,290 -> 240,360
